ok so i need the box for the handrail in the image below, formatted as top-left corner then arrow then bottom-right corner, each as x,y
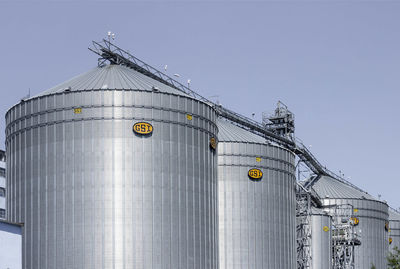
88,39 -> 369,193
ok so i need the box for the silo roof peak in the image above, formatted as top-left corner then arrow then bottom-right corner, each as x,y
31,64 -> 190,99
311,175 -> 379,201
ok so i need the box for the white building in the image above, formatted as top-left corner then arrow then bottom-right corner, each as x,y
0,220 -> 22,269
0,150 -> 5,220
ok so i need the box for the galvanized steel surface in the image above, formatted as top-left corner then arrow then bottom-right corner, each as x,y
311,210 -> 332,269
6,71 -> 219,269
218,119 -> 296,269
314,176 -> 389,269
312,175 -> 375,200
31,65 -> 189,99
389,210 -> 400,252
217,118 -> 267,144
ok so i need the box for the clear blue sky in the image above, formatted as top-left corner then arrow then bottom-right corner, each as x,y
1,1 -> 399,207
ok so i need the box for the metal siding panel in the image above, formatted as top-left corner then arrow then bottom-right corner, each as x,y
311,214 -> 332,269
6,91 -> 218,269
389,219 -> 400,251
321,198 -> 388,269
217,120 -> 296,269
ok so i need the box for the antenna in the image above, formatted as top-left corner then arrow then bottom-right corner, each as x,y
107,31 -> 116,42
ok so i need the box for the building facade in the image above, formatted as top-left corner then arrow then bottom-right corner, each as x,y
0,220 -> 23,269
0,150 -> 5,220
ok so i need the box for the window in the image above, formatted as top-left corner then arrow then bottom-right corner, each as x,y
0,168 -> 5,178
0,209 -> 5,219
0,187 -> 5,197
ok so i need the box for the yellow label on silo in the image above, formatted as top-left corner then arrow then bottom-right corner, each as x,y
248,168 -> 263,181
186,114 -> 193,120
323,226 -> 329,232
351,217 -> 359,226
133,122 -> 153,135
74,108 -> 82,114
210,137 -> 217,150
256,157 -> 261,162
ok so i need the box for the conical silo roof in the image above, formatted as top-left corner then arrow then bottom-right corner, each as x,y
389,209 -> 400,221
32,64 -> 190,99
311,175 -> 377,201
217,118 -> 266,143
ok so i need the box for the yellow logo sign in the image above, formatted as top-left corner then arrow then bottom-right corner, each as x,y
256,157 -> 261,162
133,122 -> 153,135
354,208 -> 359,213
74,108 -> 82,114
210,137 -> 217,150
389,237 -> 393,244
186,114 -> 193,120
351,217 -> 359,226
323,226 -> 330,232
385,222 -> 389,231
248,168 -> 263,181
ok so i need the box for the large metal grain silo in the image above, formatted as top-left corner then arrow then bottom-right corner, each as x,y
389,209 -> 400,252
5,64 -> 219,269
311,207 -> 332,269
217,118 -> 296,269
312,176 -> 389,269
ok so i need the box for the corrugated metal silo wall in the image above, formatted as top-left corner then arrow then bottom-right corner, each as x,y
5,89 -> 219,269
389,220 -> 400,252
218,142 -> 296,269
322,198 -> 388,269
311,213 -> 332,269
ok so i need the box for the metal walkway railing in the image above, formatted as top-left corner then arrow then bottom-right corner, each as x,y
88,38 -> 365,191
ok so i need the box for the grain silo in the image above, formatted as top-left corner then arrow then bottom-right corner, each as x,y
389,209 -> 400,252
312,176 -> 389,269
217,118 -> 296,268
311,207 -> 332,269
5,63 -> 219,269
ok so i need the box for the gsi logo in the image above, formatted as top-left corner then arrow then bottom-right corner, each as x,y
248,168 -> 263,181
133,122 -> 153,135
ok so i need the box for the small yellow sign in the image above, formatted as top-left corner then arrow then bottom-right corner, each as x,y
133,122 -> 153,135
186,114 -> 193,120
354,208 -> 359,213
248,168 -> 263,181
256,157 -> 261,162
323,226 -> 330,232
210,137 -> 217,150
389,237 -> 393,244
351,217 -> 359,226
74,108 -> 82,114
385,222 -> 389,231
